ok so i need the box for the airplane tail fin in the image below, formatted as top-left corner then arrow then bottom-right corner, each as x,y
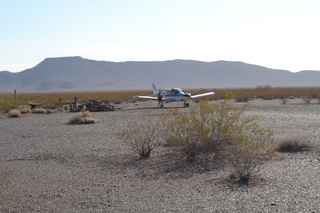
152,82 -> 159,96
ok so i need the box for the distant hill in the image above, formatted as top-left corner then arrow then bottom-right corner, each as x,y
1,56 -> 320,92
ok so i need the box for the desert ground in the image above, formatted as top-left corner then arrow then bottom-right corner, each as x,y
1,98 -> 320,212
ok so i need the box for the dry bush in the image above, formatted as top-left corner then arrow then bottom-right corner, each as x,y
226,126 -> 274,184
7,109 -> 22,118
42,104 -> 60,110
222,95 -> 274,184
46,109 -> 57,114
282,97 -> 288,104
20,108 -> 32,114
32,108 -> 47,114
0,162 -> 13,190
117,117 -> 163,158
163,92 -> 234,160
302,96 -> 312,104
163,93 -> 274,184
277,136 -> 311,152
235,95 -> 250,102
68,109 -> 99,124
163,101 -> 229,160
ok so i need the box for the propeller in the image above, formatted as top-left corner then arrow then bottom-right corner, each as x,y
185,93 -> 193,100
184,93 -> 190,97
182,93 -> 193,107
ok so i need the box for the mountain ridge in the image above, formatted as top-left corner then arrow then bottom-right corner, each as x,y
1,56 -> 320,92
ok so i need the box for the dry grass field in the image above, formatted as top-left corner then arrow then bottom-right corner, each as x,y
2,86 -> 320,112
1,97 -> 320,212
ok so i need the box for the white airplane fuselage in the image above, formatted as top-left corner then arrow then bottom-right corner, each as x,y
135,82 -> 214,107
160,88 -> 191,101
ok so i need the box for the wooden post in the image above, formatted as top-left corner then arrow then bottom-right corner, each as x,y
13,89 -> 16,101
74,97 -> 78,108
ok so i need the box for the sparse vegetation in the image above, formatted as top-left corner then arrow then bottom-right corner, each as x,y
257,84 -> 272,90
282,97 -> 288,104
3,87 -> 320,110
45,109 -> 57,114
163,93 -> 274,184
20,107 -> 32,114
235,94 -> 250,102
68,106 -> 100,124
210,87 -> 320,101
32,108 -> 47,114
117,118 -> 163,158
276,137 -> 311,152
0,94 -> 19,114
7,109 -> 22,118
163,101 -> 224,160
225,126 -> 274,184
302,96 -> 312,104
0,162 -> 13,190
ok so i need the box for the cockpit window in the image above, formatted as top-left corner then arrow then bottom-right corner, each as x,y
163,88 -> 184,95
162,89 -> 173,96
173,88 -> 183,94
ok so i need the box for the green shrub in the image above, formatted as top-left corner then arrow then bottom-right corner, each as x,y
7,109 -> 22,118
0,96 -> 17,113
163,101 -> 228,160
0,93 -> 29,114
226,130 -> 273,184
163,94 -> 274,184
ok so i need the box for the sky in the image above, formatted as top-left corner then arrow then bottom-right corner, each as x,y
1,0 -> 320,73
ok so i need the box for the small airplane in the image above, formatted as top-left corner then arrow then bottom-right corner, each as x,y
135,82 -> 215,107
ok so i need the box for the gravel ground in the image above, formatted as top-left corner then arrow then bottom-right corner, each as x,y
1,99 -> 320,212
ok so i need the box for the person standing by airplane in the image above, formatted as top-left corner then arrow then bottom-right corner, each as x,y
158,92 -> 163,108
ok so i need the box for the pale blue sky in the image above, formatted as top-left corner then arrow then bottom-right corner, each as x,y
1,0 -> 320,72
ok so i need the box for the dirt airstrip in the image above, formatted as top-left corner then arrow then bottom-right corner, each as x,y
1,99 -> 320,212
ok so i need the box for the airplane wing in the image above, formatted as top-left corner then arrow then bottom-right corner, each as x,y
135,96 -> 158,100
134,95 -> 172,101
190,92 -> 215,99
